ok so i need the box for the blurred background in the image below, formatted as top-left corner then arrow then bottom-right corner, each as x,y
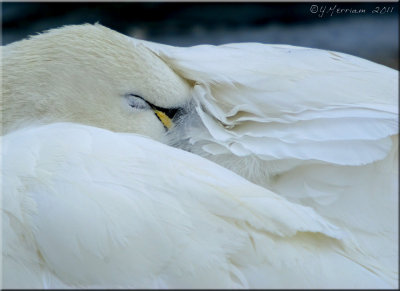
1,2 -> 398,69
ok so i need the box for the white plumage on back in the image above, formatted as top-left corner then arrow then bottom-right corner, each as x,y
1,123 -> 394,288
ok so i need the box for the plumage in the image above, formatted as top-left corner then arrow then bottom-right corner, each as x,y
1,24 -> 398,288
136,40 -> 397,165
137,37 -> 399,287
135,35 -> 399,287
1,123 -> 393,288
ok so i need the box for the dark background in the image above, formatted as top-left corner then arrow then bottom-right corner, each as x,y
1,2 -> 399,69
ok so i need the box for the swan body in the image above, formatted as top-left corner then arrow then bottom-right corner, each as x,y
1,24 -> 398,288
1,122 -> 393,288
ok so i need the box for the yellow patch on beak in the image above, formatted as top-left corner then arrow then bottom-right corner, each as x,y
154,110 -> 173,129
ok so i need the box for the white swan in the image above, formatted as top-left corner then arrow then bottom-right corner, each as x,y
1,24 -> 398,288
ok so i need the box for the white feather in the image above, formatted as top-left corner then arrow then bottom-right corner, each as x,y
135,39 -> 397,165
2,123 -> 395,288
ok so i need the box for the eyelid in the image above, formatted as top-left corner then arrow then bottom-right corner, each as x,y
128,93 -> 142,98
126,94 -> 150,110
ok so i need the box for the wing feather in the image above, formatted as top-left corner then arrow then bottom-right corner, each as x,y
133,39 -> 398,166
129,38 -> 398,286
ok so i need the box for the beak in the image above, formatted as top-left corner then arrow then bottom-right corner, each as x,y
151,105 -> 181,130
153,109 -> 173,130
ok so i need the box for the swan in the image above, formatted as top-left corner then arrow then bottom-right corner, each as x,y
1,24 -> 398,288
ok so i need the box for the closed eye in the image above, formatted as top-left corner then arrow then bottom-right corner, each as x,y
126,94 -> 151,110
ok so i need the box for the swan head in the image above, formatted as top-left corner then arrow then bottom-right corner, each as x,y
1,24 -> 191,142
